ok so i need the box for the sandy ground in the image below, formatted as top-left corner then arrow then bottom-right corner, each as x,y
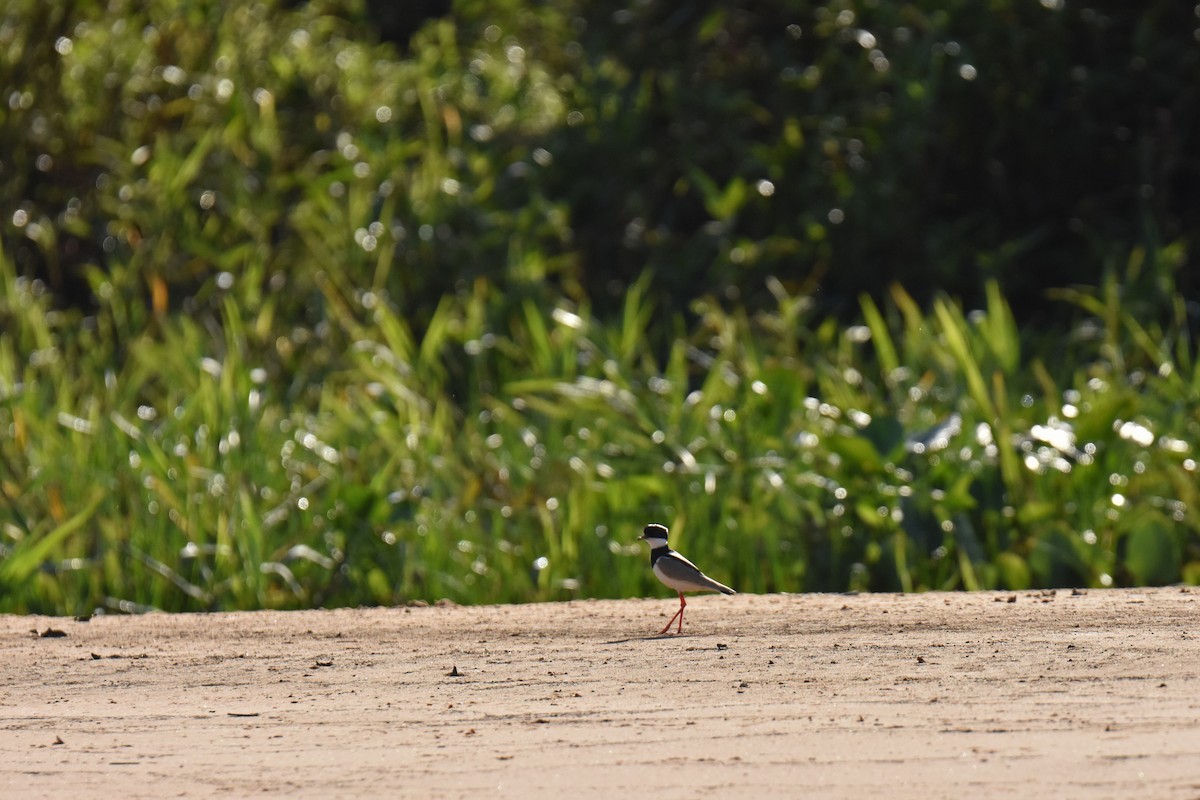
3,588 -> 1200,798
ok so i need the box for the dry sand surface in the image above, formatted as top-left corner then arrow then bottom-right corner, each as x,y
3,588 -> 1200,798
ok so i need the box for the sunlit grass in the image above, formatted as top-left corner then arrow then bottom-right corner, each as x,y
2,244 -> 1199,614
1,1 -> 1197,614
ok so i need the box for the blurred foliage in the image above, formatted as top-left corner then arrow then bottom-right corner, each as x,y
1,0 -> 1199,613
3,241 -> 1199,614
3,0 -> 1197,324
537,0 -> 1199,316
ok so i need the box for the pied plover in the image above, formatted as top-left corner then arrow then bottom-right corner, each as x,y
640,523 -> 735,635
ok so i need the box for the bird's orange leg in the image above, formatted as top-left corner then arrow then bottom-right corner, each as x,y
659,592 -> 686,635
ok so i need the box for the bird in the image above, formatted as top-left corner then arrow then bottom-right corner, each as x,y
639,523 -> 734,635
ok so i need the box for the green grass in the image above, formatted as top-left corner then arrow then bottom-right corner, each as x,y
2,1 -> 1198,614
3,245 -> 1199,615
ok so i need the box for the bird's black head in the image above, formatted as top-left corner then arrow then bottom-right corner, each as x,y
640,523 -> 669,541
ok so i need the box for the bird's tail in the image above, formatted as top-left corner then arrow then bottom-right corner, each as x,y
699,573 -> 735,595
